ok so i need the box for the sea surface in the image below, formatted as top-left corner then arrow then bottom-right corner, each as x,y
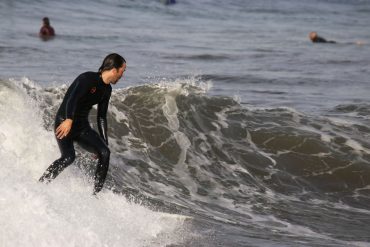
1,0 -> 370,246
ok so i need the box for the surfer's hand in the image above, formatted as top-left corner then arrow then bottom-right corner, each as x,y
56,119 -> 73,139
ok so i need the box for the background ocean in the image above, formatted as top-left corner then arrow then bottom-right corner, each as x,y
1,0 -> 370,246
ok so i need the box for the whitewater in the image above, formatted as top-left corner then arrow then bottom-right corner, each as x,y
0,79 -> 191,247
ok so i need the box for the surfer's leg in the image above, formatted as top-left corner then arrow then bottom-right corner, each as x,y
39,138 -> 75,183
76,128 -> 110,194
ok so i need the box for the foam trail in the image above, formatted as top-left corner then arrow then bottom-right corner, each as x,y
162,85 -> 198,197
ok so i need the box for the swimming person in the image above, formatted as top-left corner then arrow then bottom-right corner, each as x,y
309,31 -> 336,43
39,17 -> 55,40
39,53 -> 126,194
160,0 -> 176,5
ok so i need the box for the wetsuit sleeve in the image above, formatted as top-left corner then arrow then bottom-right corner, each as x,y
314,36 -> 328,43
97,89 -> 112,145
65,74 -> 90,120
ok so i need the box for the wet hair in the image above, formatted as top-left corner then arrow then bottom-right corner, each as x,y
99,53 -> 126,73
43,17 -> 50,26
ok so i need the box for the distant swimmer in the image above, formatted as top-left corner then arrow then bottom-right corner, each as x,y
309,32 -> 336,44
160,0 -> 176,5
39,17 -> 55,40
39,53 -> 126,194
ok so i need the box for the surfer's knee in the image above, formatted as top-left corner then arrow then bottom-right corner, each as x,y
61,154 -> 76,166
98,147 -> 110,161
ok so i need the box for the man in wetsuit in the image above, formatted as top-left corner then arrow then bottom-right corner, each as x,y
309,32 -> 336,43
39,53 -> 126,194
39,17 -> 55,40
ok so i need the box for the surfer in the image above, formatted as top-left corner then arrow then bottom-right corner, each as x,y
39,53 -> 126,194
309,31 -> 336,43
39,17 -> 55,40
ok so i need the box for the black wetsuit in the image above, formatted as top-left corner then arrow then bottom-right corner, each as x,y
39,71 -> 112,194
312,36 -> 336,44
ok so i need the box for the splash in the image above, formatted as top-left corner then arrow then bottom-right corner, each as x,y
0,79 -> 190,247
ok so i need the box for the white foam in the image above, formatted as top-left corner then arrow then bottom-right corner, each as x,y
163,94 -> 180,130
326,116 -> 356,127
0,80 -> 189,247
110,105 -> 128,122
345,139 -> 370,154
320,133 -> 332,143
157,76 -> 212,95
233,94 -> 241,104
162,89 -> 191,165
160,85 -> 201,198
215,110 -> 229,129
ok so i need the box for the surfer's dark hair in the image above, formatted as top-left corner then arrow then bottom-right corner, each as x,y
99,53 -> 126,73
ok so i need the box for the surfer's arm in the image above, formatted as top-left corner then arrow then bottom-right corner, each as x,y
97,89 -> 111,145
65,74 -> 90,120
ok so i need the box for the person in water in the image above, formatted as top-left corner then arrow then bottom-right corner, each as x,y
39,17 -> 55,40
309,32 -> 336,43
161,0 -> 176,5
39,53 -> 126,194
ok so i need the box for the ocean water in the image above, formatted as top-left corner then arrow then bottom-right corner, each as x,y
1,0 -> 370,246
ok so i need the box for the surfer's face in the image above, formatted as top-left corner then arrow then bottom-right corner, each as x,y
111,63 -> 126,84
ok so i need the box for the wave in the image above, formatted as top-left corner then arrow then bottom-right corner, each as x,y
333,103 -> 370,117
0,78 -> 192,247
13,77 -> 370,203
2,77 -> 370,245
